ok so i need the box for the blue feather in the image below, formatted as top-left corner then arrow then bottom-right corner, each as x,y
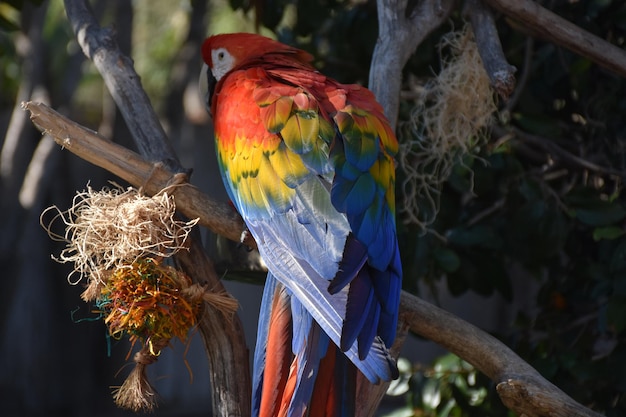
327,234 -> 368,294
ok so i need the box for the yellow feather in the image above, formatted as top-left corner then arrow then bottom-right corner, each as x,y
267,143 -> 309,188
281,111 -> 319,154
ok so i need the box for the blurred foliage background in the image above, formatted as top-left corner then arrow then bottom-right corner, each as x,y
1,0 -> 625,416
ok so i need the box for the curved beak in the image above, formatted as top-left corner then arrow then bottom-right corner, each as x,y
199,63 -> 217,115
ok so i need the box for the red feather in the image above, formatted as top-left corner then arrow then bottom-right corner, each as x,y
259,286 -> 293,417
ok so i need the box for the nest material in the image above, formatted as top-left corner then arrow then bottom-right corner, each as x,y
399,24 -> 497,227
42,183 -> 198,295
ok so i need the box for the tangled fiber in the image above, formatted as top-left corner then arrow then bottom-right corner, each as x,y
42,183 -> 198,298
398,24 -> 497,228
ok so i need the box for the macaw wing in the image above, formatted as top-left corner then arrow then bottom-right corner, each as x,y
249,210 -> 397,384
321,83 -> 403,350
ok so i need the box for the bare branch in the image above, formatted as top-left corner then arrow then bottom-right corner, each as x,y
464,0 -> 517,100
362,1 -> 455,412
64,0 -> 180,168
493,125 -> 626,178
23,102 -> 253,248
484,0 -> 626,78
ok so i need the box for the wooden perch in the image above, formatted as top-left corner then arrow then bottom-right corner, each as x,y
24,100 -> 603,417
400,294 -> 603,417
64,0 -> 179,166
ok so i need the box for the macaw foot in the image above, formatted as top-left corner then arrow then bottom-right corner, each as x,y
237,228 -> 254,252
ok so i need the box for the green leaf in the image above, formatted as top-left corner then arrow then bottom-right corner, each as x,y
607,298 -> 626,333
567,188 -> 626,227
610,240 -> 626,274
575,203 -> 626,226
518,179 -> 542,201
0,13 -> 18,31
507,200 -> 568,262
434,247 -> 460,273
593,226 -> 625,241
422,378 -> 442,409
512,112 -> 562,137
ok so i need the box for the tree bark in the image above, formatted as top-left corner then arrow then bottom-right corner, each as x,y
464,0 -> 517,100
368,0 -> 455,128
64,0 -> 180,169
23,101 -> 252,249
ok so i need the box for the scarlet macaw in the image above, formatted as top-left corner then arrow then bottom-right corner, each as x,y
201,33 -> 402,417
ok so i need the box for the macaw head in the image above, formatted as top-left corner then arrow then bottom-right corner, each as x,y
199,33 -> 314,112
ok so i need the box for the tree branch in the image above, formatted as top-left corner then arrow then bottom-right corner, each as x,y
493,124 -> 626,178
24,100 -> 602,417
464,0 -> 517,100
362,0 -> 455,413
484,0 -> 626,78
400,293 -> 603,417
369,0 -> 455,128
64,0 -> 180,168
22,101 -> 254,248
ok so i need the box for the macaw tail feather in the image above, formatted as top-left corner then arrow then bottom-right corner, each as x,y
308,342 -> 357,417
253,273 -> 357,417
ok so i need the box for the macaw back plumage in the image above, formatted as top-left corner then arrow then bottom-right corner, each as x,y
201,33 -> 402,417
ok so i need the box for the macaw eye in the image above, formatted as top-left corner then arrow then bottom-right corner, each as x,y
217,51 -> 225,60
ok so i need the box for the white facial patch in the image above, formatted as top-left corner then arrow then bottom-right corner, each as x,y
211,47 -> 235,81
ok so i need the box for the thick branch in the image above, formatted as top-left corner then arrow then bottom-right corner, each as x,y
484,0 -> 626,78
64,0 -> 180,168
175,236 -> 251,416
363,0 -> 455,413
25,100 -> 602,417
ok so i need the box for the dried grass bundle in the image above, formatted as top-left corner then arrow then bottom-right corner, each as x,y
41,183 -> 198,294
